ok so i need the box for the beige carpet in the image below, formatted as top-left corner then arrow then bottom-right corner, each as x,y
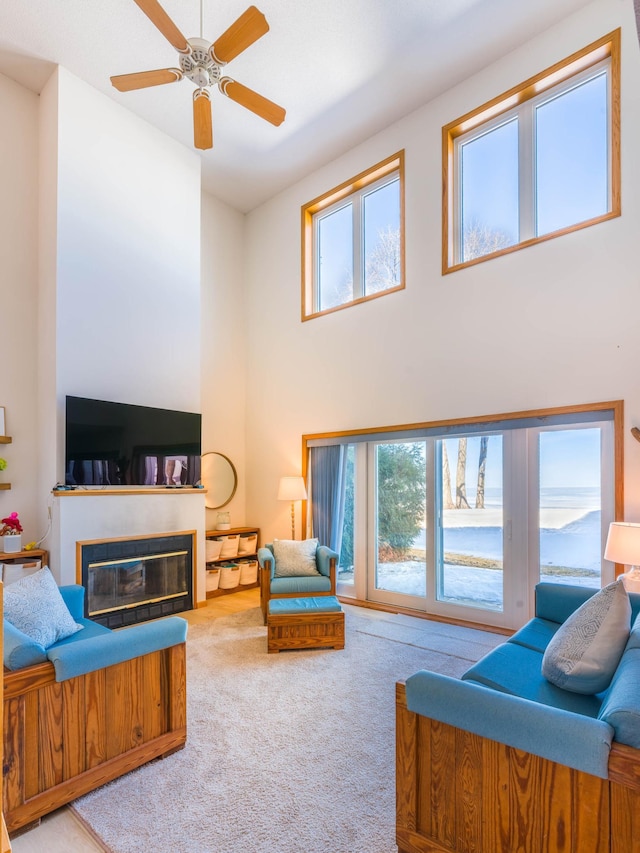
72,605 -> 502,853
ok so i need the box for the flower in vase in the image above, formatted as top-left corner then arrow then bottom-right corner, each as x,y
1,512 -> 23,535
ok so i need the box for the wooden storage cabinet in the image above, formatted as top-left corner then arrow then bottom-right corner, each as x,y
205,526 -> 260,599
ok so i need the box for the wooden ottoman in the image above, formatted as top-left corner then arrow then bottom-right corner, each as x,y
267,596 -> 345,653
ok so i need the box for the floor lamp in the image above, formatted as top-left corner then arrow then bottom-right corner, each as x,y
604,522 -> 640,592
278,476 -> 307,540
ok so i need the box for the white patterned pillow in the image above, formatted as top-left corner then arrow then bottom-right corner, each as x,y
542,579 -> 630,695
273,538 -> 320,577
4,567 -> 83,649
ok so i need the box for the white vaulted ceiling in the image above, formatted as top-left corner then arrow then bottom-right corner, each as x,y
0,0 -> 592,211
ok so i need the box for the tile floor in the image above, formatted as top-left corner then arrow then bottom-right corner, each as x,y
9,587 -> 261,853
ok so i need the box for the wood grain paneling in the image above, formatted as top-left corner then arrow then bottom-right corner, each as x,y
396,681 -> 640,853
3,644 -> 187,834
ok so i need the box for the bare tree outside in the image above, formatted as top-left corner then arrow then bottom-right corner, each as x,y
365,225 -> 401,294
463,219 -> 513,262
476,436 -> 488,508
331,225 -> 401,307
455,438 -> 471,509
442,442 -> 454,509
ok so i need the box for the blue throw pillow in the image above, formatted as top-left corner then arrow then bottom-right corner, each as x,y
4,567 -> 83,649
542,579 -> 630,695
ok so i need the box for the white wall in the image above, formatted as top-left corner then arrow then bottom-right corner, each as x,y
36,68 -> 207,593
54,491 -> 206,596
54,69 -> 202,417
243,0 -> 640,543
0,73 -> 40,544
200,192 -> 247,531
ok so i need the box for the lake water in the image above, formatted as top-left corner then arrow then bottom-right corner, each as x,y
412,487 -> 602,572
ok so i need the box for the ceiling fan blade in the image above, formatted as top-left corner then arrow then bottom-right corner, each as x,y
210,6 -> 269,64
133,0 -> 189,53
219,77 -> 285,126
111,68 -> 183,92
193,90 -> 213,150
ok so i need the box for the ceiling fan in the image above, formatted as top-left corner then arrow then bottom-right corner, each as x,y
110,0 -> 285,150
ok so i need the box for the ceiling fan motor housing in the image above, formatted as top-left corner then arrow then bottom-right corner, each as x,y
180,37 -> 221,88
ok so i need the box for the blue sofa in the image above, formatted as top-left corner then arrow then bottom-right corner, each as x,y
396,583 -> 640,853
3,584 -> 188,833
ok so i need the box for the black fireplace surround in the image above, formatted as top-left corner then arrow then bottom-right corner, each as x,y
80,533 -> 193,628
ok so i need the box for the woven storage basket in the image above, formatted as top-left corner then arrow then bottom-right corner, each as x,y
239,559 -> 258,585
238,534 -> 258,556
218,562 -> 241,589
218,535 -> 239,559
206,567 -> 221,591
205,539 -> 223,562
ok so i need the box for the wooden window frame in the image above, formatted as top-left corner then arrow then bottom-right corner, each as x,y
301,151 -> 405,321
442,29 -> 621,275
302,399 -> 624,560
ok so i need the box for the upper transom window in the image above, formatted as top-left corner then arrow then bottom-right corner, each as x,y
302,152 -> 405,320
442,30 -> 620,274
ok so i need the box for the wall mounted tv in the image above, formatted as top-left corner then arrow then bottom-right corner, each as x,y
65,396 -> 202,487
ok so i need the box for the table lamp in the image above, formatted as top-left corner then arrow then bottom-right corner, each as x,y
604,521 -> 640,592
278,476 -> 307,540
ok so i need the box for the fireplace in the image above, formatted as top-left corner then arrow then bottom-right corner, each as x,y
79,532 -> 194,628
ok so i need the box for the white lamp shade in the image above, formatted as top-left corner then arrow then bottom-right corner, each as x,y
604,522 -> 640,566
277,476 -> 307,502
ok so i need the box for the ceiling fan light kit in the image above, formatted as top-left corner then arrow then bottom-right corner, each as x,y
110,0 -> 285,150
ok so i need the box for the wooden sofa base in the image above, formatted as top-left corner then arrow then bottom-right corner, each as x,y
3,643 -> 187,834
396,682 -> 640,853
267,611 -> 345,653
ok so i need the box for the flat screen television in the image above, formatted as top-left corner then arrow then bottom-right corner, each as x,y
65,395 -> 202,487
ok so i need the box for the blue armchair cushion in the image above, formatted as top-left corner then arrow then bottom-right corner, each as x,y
270,575 -> 332,595
272,538 -> 320,577
598,647 -> 640,748
508,617 -> 561,653
626,612 -> 640,651
462,641 -> 603,717
4,620 -> 48,669
406,670 -> 614,779
46,616 -> 188,681
542,579 -> 631,695
4,567 -> 83,649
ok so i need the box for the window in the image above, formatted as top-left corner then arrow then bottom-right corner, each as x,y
304,401 -> 622,630
302,152 -> 404,320
443,30 -> 620,273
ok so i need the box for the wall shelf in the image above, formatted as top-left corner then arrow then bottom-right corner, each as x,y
0,485 -> 10,491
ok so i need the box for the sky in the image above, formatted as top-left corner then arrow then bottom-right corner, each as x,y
460,68 -> 608,256
444,427 -> 601,493
317,176 -> 400,310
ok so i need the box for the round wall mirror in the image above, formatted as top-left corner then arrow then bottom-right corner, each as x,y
201,452 -> 238,509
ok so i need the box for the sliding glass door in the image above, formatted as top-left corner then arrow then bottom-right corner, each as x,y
312,406 -> 617,629
436,435 -> 505,613
367,441 -> 427,609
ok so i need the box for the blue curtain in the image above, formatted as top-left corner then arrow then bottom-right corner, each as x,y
310,445 -> 347,555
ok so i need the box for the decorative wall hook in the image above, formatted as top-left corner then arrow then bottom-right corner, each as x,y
631,427 -> 640,443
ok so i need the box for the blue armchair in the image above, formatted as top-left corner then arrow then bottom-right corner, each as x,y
257,542 -> 338,624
